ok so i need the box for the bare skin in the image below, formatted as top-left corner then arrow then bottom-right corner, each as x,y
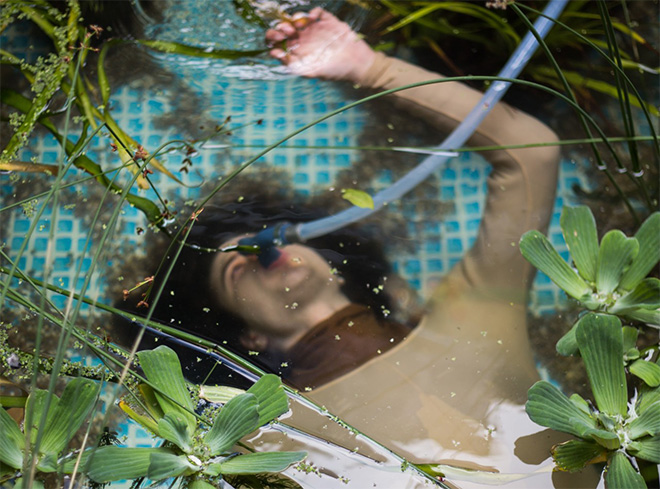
265,7 -> 376,82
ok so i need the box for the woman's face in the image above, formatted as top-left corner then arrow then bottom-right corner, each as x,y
209,234 -> 348,345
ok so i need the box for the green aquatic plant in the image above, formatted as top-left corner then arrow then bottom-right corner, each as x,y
526,313 -> 659,488
0,377 -> 99,488
520,206 -> 659,335
520,206 -> 660,487
83,346 -> 305,487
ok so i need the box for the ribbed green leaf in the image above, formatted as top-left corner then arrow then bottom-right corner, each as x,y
561,206 -> 599,283
596,231 -> 638,295
636,387 -> 660,415
520,230 -> 591,300
199,385 -> 245,405
619,212 -> 660,291
137,346 -> 196,436
41,378 -> 98,454
569,393 -> 592,415
247,374 -> 289,426
582,428 -> 620,450
148,451 -> 199,480
551,439 -> 606,472
205,451 -> 306,476
627,436 -> 660,463
0,407 -> 24,468
556,322 -> 579,356
26,390 -> 58,445
628,400 -> 660,439
526,381 -> 597,436
623,307 -> 660,327
621,326 -> 639,353
86,446 -> 169,483
610,278 -> 660,314
138,383 -> 165,421
605,451 -> 646,489
158,412 -> 193,453
629,360 -> 660,387
576,314 -> 627,416
204,393 -> 259,455
36,451 -> 58,472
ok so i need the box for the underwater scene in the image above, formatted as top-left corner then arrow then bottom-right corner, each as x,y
1,0 -> 658,488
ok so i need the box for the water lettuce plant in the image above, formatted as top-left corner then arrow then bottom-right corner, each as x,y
84,346 -> 306,487
520,206 -> 660,487
0,377 -> 99,488
526,313 -> 659,488
521,206 -> 659,350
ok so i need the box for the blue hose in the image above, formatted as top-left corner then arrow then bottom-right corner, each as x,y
241,0 -> 568,266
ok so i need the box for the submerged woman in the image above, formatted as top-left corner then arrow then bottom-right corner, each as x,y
120,8 -> 598,488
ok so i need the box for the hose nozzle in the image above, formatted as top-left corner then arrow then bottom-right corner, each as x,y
237,222 -> 298,268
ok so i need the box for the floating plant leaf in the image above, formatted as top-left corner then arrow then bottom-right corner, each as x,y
148,451 -> 199,480
551,439 -> 606,472
636,387 -> 660,415
0,406 -> 24,469
627,436 -> 660,463
556,322 -> 579,356
137,346 -> 196,437
158,412 -> 194,453
342,188 -> 375,209
246,374 -> 289,426
575,314 -> 627,416
623,308 -> 660,328
205,451 -> 306,476
204,393 -> 260,455
622,326 -> 639,353
86,446 -> 168,483
199,385 -> 246,404
627,400 -> 660,439
526,381 -> 596,436
610,278 -> 660,314
581,428 -> 620,450
560,206 -> 599,283
604,451 -> 646,489
595,230 -> 638,297
40,377 -> 98,455
519,230 -> 591,301
618,212 -> 660,292
629,359 -> 660,387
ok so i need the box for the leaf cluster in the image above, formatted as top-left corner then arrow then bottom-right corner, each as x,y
83,346 -> 306,487
520,206 -> 660,487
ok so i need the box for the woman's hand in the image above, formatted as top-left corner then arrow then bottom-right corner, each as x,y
265,7 -> 376,83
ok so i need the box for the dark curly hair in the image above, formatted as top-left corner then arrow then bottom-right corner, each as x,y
114,192 -> 421,383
